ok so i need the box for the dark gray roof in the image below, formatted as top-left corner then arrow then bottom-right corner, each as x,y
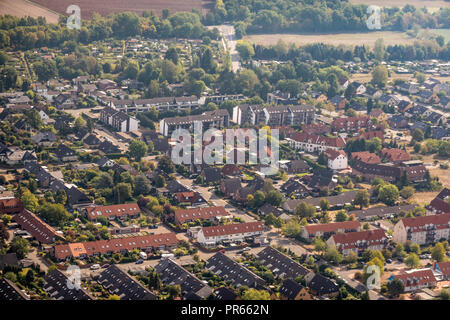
44,269 -> 93,300
257,246 -> 310,279
279,279 -> 306,300
98,265 -> 156,300
0,278 -> 29,300
155,258 -> 212,299
307,274 -> 339,296
0,253 -> 19,270
351,204 -> 418,220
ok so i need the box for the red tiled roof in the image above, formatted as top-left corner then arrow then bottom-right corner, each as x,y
351,151 -> 381,164
400,213 -> 450,233
325,149 -> 347,161
85,203 -> 141,220
395,269 -> 437,288
0,198 -> 23,213
13,209 -> 61,244
381,148 -> 411,162
201,222 -> 264,238
330,229 -> 386,250
175,206 -> 230,224
435,261 -> 450,276
53,233 -> 179,260
304,220 -> 360,235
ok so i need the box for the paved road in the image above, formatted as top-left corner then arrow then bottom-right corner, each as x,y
208,24 -> 241,73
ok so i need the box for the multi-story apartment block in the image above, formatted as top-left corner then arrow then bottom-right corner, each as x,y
196,222 -> 264,247
326,229 -> 387,255
393,213 -> 450,245
100,106 -> 139,132
232,104 -> 315,126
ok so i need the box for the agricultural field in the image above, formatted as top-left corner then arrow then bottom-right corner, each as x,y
429,28 -> 450,42
244,31 -> 416,47
349,0 -> 450,12
0,0 -> 60,23
29,0 -> 214,19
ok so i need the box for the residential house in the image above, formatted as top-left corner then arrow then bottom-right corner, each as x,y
257,203 -> 283,217
329,96 -> 347,110
393,213 -> 450,245
381,148 -> 411,163
325,149 -> 348,171
174,191 -> 207,206
428,188 -> 450,214
44,269 -> 93,300
155,258 -> 213,299
284,159 -> 310,174
351,151 -> 381,164
219,178 -> 242,198
0,278 -> 29,300
305,273 -> 339,297
97,265 -> 157,300
84,203 -> 141,221
174,206 -> 231,225
288,132 -> 346,153
326,229 -> 387,255
221,164 -> 241,177
53,233 -> 179,260
196,222 -> 264,247
100,106 -> 139,132
256,246 -> 311,279
352,204 -> 418,221
31,131 -> 57,147
214,287 -> 239,300
13,209 -> 61,244
433,261 -> 450,280
206,252 -> 265,288
301,220 -> 361,241
332,116 -> 372,133
0,198 -> 23,215
390,269 -> 437,292
280,179 -> 309,198
54,144 -> 77,162
279,279 -> 313,300
200,167 -> 222,185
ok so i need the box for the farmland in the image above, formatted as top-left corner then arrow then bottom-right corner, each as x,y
0,0 -> 60,23
349,0 -> 450,12
244,31 -> 415,47
29,0 -> 214,19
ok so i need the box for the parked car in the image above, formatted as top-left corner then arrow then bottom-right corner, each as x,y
90,264 -> 101,270
136,259 -> 144,264
386,259 -> 393,264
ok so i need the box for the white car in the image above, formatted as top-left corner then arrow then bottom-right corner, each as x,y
90,264 -> 101,270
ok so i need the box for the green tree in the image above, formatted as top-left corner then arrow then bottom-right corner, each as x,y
319,199 -> 330,212
412,129 -> 424,142
324,246 -> 343,264
431,242 -> 447,262
21,190 -> 39,212
353,190 -> 370,209
371,65 -> 388,88
10,236 -> 30,259
55,189 -> 67,205
405,253 -> 421,268
38,203 -> 70,226
335,210 -> 348,222
400,186 -> 415,199
241,289 -> 270,300
373,38 -> 385,61
266,190 -> 284,206
387,278 -> 404,297
236,40 -> 255,62
294,202 -> 316,218
134,175 -> 151,196
113,183 -> 132,203
378,184 -> 399,206
158,156 -> 175,174
129,140 -> 148,161
33,60 -> 57,82
313,237 -> 327,252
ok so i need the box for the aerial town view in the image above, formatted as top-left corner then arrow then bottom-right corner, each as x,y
0,0 -> 449,310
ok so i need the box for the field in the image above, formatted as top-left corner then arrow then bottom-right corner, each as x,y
429,29 -> 450,42
349,0 -> 449,12
0,0 -> 60,23
244,31 -> 415,47
29,0 -> 214,19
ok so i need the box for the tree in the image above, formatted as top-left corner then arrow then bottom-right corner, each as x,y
373,38 -> 385,61
158,156 -> 175,174
400,186 -> 415,199
282,219 -> 303,238
317,152 -> 327,165
324,246 -> 343,264
378,184 -> 399,206
134,175 -> 151,196
253,190 -> 266,208
387,279 -> 404,297
168,284 -> 181,299
264,212 -> 281,228
431,242 -> 447,262
371,65 -> 388,88
405,253 -> 421,268
313,237 -> 327,252
113,183 -> 132,203
38,203 -> 70,226
353,190 -> 370,209
266,190 -> 284,206
0,221 -> 9,243
335,210 -> 348,222
236,40 -> 255,62
129,140 -> 148,161
21,190 -> 39,212
33,59 -> 57,82
294,202 -> 316,218
91,172 -> 113,189
55,189 -> 67,205
74,116 -> 87,131
393,243 -> 406,258
412,129 -> 424,142
10,236 -> 30,259
241,289 -> 270,300
319,199 -> 330,212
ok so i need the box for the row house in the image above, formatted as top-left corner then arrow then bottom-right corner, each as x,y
300,220 -> 361,241
13,209 -> 62,244
232,104 -> 315,127
288,132 -> 346,153
84,203 -> 141,221
0,198 -> 23,215
174,206 -> 231,225
326,229 -> 387,256
331,116 -> 372,133
267,91 -> 300,105
205,94 -> 246,105
110,96 -> 200,113
381,148 -> 411,163
159,109 -> 229,136
100,106 -> 139,132
433,261 -> 450,281
196,222 -> 264,247
393,213 -> 450,245
53,233 -> 179,260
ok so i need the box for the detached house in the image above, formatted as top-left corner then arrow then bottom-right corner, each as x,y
428,188 -> 450,214
381,148 -> 411,163
325,149 -> 348,171
54,144 -> 78,162
219,178 -> 242,198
